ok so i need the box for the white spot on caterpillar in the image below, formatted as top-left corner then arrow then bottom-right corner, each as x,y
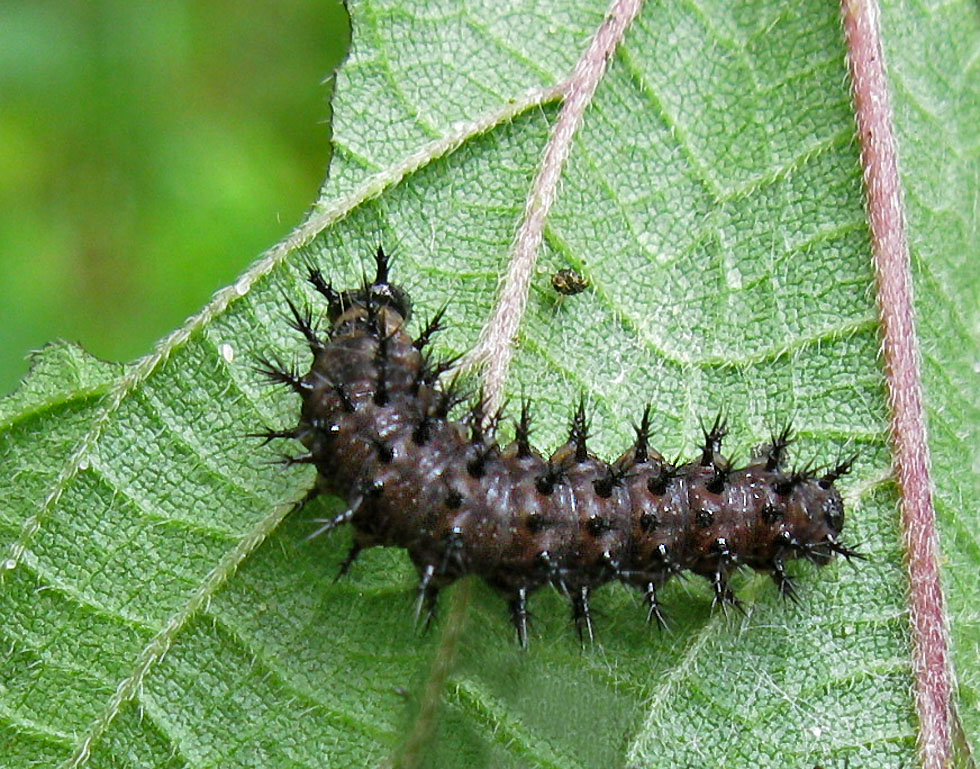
218,343 -> 235,363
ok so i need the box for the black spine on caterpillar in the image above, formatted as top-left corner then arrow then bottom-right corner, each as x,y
261,247 -> 860,648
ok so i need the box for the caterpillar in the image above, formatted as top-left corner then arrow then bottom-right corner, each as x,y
257,247 -> 859,648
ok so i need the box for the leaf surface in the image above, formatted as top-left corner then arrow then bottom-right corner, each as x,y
2,1 -> 978,768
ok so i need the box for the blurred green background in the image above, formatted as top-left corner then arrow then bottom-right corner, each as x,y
0,0 -> 351,395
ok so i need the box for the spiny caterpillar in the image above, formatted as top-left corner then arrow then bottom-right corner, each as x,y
257,247 -> 860,648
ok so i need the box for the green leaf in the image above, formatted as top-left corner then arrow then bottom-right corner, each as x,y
2,1 -> 977,768
1,342 -> 123,566
0,342 -> 122,426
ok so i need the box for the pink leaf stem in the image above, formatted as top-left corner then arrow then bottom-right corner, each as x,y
842,2 -> 952,767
